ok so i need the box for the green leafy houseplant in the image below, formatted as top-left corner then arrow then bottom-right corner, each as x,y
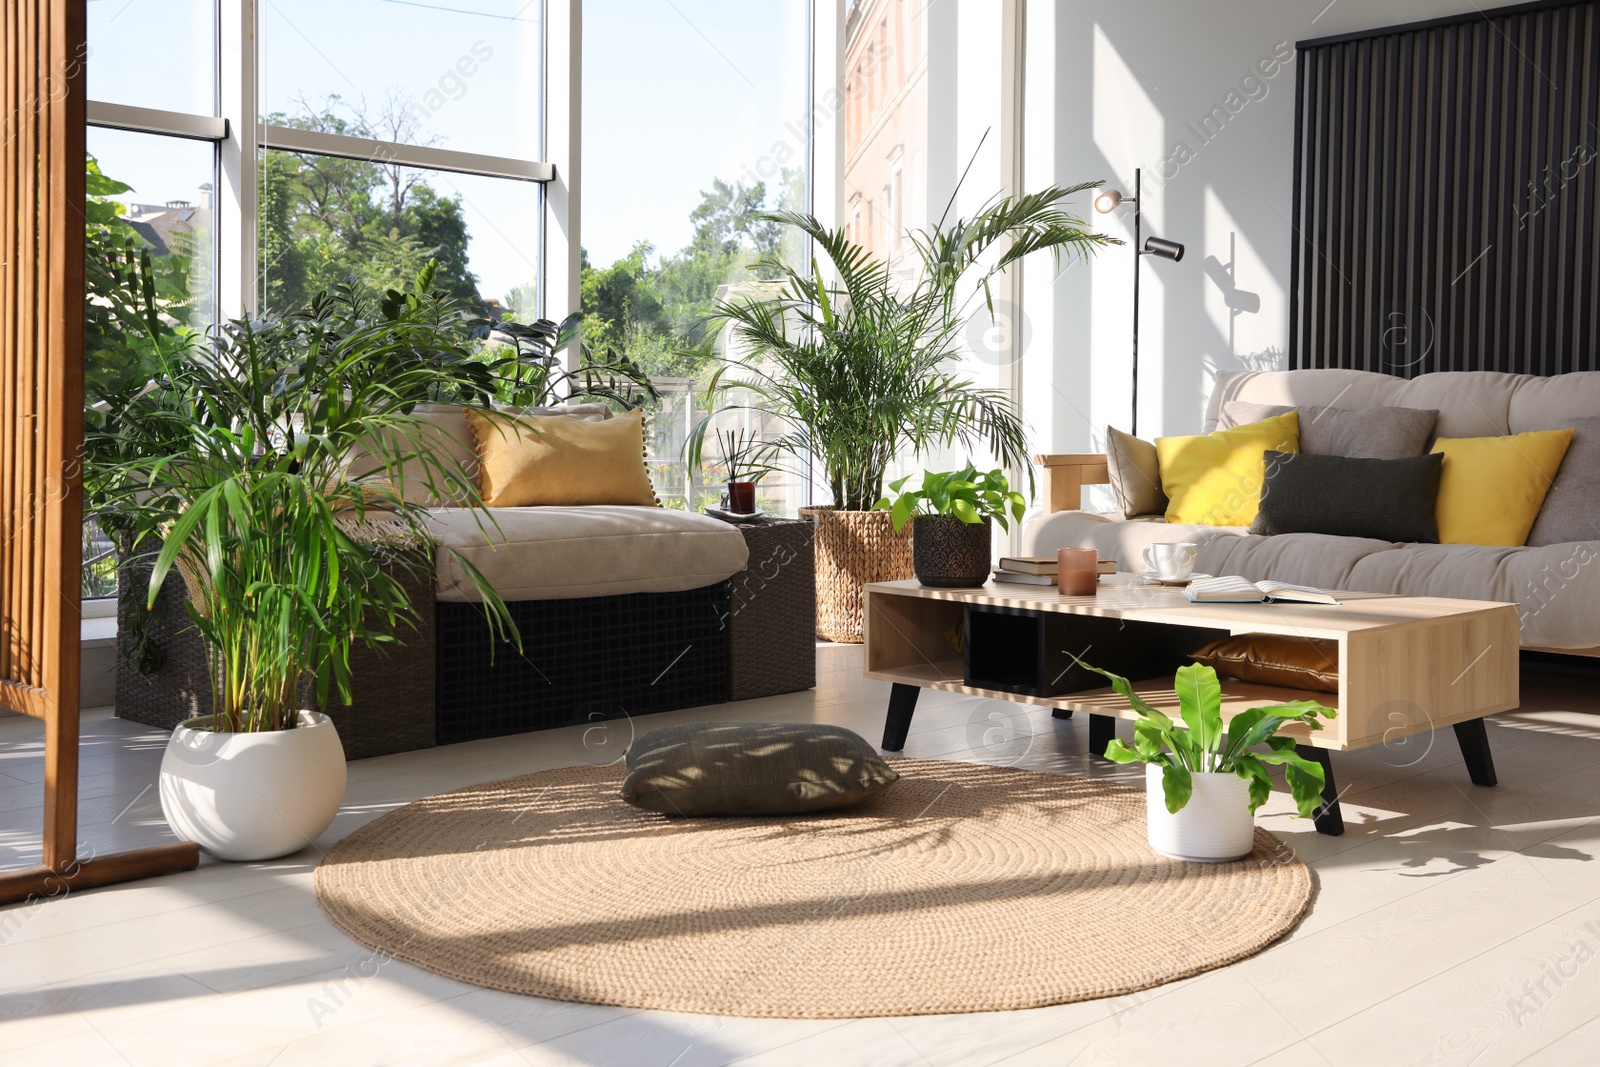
104,263 -> 520,733
1076,660 -> 1338,818
689,181 -> 1120,510
874,465 -> 1026,532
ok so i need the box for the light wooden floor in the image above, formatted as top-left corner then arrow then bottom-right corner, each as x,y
3,646 -> 1600,1066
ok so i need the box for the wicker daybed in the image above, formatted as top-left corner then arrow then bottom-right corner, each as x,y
114,406 -> 816,758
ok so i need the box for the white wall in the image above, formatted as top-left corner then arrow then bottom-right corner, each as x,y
1022,0 -> 1488,465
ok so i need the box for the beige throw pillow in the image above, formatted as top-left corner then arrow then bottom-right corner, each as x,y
1106,426 -> 1169,518
467,407 -> 659,507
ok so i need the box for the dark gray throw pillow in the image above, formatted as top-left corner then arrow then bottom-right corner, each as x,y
1251,450 -> 1443,542
620,721 -> 899,816
1220,401 -> 1438,460
1525,417 -> 1600,546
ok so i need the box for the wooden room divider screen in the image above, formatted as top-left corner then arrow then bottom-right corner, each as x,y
0,0 -> 196,906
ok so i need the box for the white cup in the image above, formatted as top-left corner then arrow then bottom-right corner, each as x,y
1143,541 -> 1199,580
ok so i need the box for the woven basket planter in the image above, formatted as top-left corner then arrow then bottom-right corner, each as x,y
807,507 -> 914,643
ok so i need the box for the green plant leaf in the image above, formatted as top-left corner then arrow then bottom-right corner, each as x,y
1255,749 -> 1329,818
1236,757 -> 1275,813
1161,764 -> 1194,813
1174,663 -> 1224,765
1103,738 -> 1144,764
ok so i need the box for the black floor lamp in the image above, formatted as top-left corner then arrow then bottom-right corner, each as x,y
1094,169 -> 1184,438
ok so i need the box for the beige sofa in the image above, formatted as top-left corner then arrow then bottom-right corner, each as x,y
1022,369 -> 1600,653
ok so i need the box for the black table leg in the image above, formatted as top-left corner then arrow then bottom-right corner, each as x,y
1089,714 -> 1116,758
1296,744 -> 1344,836
1051,709 -> 1074,720
1453,718 -> 1498,786
881,683 -> 921,751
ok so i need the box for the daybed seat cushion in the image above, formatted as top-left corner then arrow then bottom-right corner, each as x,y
1023,513 -> 1600,650
427,505 -> 749,602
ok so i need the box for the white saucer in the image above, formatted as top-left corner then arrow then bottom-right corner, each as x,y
1139,572 -> 1211,586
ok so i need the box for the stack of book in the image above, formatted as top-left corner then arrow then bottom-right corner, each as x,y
991,556 -> 1117,587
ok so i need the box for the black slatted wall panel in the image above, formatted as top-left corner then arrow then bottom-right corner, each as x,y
1291,1 -> 1600,376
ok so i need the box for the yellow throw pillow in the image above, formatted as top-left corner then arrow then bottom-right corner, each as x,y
1430,430 -> 1574,546
1156,412 -> 1300,527
467,408 -> 659,508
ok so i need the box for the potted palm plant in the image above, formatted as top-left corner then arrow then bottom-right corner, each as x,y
692,180 -> 1118,640
106,266 -> 518,862
1076,659 -> 1338,862
876,465 -> 1026,587
713,426 -> 774,515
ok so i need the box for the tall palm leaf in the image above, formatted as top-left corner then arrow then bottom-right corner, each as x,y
691,183 -> 1119,510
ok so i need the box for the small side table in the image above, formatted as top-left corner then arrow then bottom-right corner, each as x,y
720,517 -> 817,700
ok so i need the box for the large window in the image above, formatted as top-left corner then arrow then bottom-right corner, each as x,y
81,2 -> 824,602
583,0 -> 812,513
84,1 -> 553,597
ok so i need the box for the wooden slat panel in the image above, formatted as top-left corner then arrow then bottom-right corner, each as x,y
1292,0 -> 1600,376
1,0 -> 82,868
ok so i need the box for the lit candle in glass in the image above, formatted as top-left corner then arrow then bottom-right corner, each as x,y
1057,547 -> 1098,596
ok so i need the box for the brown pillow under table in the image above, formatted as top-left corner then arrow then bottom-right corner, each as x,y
1189,634 -> 1340,694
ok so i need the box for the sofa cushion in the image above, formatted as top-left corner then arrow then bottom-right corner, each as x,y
1346,541 -> 1600,650
346,402 -> 482,507
1157,412 -> 1300,527
1526,417 -> 1600,547
1204,368 -> 1403,432
620,721 -> 898,817
469,408 -> 658,508
1106,427 -> 1168,517
427,505 -> 749,602
1393,372 -> 1521,439
1023,513 -> 1600,650
1219,401 -> 1438,459
1196,531 -> 1402,591
1432,430 -> 1573,546
1252,451 -> 1442,543
1507,372 -> 1600,433
345,402 -> 616,507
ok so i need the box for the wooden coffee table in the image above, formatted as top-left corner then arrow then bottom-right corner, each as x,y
863,575 -> 1521,835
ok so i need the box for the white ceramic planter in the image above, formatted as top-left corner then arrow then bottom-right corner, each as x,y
160,711 -> 347,862
1145,764 -> 1255,862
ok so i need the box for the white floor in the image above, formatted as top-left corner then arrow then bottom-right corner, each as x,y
3,646 -> 1600,1066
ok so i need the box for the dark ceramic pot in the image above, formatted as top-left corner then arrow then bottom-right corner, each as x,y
912,515 -> 991,588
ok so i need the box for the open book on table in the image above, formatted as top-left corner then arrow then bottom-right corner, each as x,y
1183,575 -> 1340,605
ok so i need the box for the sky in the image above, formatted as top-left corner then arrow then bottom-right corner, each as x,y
85,0 -> 808,309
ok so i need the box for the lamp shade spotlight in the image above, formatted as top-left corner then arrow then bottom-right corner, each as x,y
1093,189 -> 1123,214
1143,236 -> 1185,262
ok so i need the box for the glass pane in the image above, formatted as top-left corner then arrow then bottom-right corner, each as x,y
84,128 -> 217,599
584,0 -> 810,515
88,0 -> 216,115
260,1 -> 542,162
257,150 -> 541,320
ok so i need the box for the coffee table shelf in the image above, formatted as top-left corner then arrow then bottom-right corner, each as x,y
873,658 -> 1327,741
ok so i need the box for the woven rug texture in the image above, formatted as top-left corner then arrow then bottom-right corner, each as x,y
314,759 -> 1313,1018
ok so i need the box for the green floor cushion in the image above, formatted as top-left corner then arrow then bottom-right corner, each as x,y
620,721 -> 899,816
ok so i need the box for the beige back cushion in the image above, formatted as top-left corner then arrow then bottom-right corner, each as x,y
1208,369 -> 1600,441
345,402 -> 481,507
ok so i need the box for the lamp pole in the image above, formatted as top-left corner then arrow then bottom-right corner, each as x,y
1131,167 -> 1142,438
1095,170 -> 1181,440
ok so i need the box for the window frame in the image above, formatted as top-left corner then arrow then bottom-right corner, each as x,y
86,1 -> 558,323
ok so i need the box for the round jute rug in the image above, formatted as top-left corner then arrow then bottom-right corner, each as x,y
314,759 -> 1313,1018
